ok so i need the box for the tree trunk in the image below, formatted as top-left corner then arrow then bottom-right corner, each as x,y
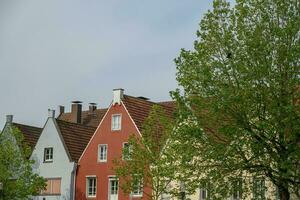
278,185 -> 290,200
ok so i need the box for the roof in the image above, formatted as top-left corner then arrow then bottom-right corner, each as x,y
12,123 -> 42,150
58,108 -> 107,127
122,95 -> 176,131
56,120 -> 96,162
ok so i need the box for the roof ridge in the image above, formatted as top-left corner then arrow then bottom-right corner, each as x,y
12,122 -> 42,130
124,94 -> 168,106
55,119 -> 96,130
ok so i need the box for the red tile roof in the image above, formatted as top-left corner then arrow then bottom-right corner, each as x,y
122,95 -> 176,131
12,123 -> 42,150
58,108 -> 107,127
56,120 -> 96,162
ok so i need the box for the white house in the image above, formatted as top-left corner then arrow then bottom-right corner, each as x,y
31,107 -> 96,200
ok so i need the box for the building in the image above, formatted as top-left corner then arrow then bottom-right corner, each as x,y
30,107 -> 96,200
1,115 -> 42,151
75,89 -> 175,200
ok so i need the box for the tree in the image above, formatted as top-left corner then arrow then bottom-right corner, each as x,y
171,0 -> 300,199
0,126 -> 46,200
113,105 -> 179,200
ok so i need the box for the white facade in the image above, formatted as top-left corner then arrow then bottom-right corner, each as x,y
31,117 -> 76,200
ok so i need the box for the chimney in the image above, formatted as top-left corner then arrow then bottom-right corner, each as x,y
48,109 -> 55,118
71,101 -> 82,124
113,88 -> 124,105
58,105 -> 65,116
89,103 -> 97,112
6,115 -> 13,124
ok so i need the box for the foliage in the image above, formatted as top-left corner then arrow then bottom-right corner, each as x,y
0,126 -> 46,200
171,0 -> 300,200
114,105 -> 178,200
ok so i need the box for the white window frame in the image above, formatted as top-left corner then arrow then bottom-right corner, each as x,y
98,144 -> 108,162
86,176 -> 97,198
44,147 -> 53,162
131,178 -> 143,197
122,142 -> 132,160
231,178 -> 242,200
108,176 -> 119,199
111,114 -> 122,131
199,188 -> 208,200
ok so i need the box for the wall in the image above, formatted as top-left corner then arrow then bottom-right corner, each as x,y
76,102 -> 151,200
31,118 -> 75,200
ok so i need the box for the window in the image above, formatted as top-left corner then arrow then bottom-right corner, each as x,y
112,114 -> 121,131
253,178 -> 265,200
199,188 -> 208,200
109,178 -> 119,198
86,177 -> 97,198
98,144 -> 107,162
44,147 -> 53,162
132,179 -> 143,197
122,142 -> 132,160
199,182 -> 209,200
231,178 -> 242,200
41,178 -> 61,195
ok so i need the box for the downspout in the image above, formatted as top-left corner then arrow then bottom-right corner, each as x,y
72,163 -> 78,200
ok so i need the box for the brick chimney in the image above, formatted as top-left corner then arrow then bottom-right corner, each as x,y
113,88 -> 124,105
58,105 -> 65,116
71,101 -> 82,124
6,115 -> 13,124
89,103 -> 97,112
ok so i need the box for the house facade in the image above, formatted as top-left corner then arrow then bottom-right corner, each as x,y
30,108 -> 96,200
75,89 -> 174,200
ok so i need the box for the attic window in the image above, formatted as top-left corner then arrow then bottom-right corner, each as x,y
44,147 -> 53,163
112,114 -> 121,131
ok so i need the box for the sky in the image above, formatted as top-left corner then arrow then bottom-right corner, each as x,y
0,0 -> 233,128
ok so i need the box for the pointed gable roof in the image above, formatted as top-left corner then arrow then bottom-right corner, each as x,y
56,120 -> 96,162
58,108 -> 107,127
12,123 -> 42,150
122,95 -> 176,131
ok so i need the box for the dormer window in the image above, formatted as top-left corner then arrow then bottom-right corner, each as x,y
44,147 -> 53,162
112,114 -> 121,131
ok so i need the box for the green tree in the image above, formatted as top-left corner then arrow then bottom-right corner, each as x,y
0,126 -> 46,200
172,0 -> 300,200
113,105 -> 178,200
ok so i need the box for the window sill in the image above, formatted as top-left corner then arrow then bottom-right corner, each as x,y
132,194 -> 143,198
38,194 -> 61,196
43,160 -> 53,163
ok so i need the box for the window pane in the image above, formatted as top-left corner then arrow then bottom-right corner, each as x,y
87,177 -> 96,197
52,179 -> 61,194
99,145 -> 107,161
112,115 -> 121,130
41,180 -> 52,194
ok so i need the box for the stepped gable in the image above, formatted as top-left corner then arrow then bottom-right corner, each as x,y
56,120 -> 96,162
12,123 -> 42,149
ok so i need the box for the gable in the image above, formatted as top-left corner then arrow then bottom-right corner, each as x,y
79,102 -> 140,163
31,118 -> 71,164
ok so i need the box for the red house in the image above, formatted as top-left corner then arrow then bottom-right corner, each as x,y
75,89 -> 174,200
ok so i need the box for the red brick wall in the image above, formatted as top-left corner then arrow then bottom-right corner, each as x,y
75,102 -> 151,200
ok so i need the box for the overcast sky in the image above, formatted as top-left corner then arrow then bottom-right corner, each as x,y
0,0 -> 233,128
